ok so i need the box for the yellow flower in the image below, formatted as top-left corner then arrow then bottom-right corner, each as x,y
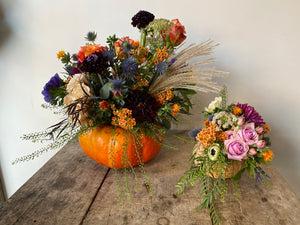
57,50 -> 65,59
232,106 -> 242,115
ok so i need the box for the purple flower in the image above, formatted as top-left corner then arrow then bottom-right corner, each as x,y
225,137 -> 249,161
169,58 -> 177,67
255,167 -> 270,183
121,57 -> 138,80
131,10 -> 155,29
41,73 -> 61,103
236,103 -> 265,126
70,61 -> 82,75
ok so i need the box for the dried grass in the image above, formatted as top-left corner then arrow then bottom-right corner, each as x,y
149,40 -> 228,94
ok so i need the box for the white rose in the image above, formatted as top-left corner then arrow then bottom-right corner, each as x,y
205,97 -> 222,113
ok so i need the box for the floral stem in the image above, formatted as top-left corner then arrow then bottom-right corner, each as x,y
140,28 -> 147,47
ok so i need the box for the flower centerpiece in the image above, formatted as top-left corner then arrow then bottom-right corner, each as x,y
176,87 -> 273,225
15,10 -> 226,170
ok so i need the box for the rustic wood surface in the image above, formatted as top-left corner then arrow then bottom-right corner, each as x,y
0,130 -> 299,225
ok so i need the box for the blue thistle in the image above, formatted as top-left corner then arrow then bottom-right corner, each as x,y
156,62 -> 168,74
121,57 -> 138,80
188,128 -> 201,140
121,40 -> 133,54
109,77 -> 125,97
103,50 -> 115,61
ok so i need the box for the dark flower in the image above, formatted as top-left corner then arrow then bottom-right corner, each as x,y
131,10 -> 155,29
82,52 -> 109,74
124,90 -> 160,123
110,77 -> 125,97
188,128 -> 201,140
70,61 -> 82,75
41,73 -> 61,103
236,103 -> 265,126
121,57 -> 138,80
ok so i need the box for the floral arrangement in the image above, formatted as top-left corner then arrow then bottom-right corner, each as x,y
176,87 -> 273,224
15,10 -> 226,166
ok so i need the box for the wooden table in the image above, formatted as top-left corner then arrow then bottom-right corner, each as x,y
1,131 -> 299,225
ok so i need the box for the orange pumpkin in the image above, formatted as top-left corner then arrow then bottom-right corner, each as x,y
78,125 -> 163,169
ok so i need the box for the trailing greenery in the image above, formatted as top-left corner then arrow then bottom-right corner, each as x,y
176,86 -> 273,224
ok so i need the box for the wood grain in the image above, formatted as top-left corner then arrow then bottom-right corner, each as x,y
0,140 -> 109,225
0,131 -> 299,225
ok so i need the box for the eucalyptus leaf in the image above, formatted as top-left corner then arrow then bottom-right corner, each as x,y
99,83 -> 111,99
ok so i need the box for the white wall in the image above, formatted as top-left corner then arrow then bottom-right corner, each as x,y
0,0 -> 299,198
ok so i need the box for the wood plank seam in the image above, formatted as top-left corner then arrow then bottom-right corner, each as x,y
79,168 -> 111,225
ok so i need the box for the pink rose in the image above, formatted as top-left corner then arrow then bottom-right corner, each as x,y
225,138 -> 249,161
226,130 -> 238,139
249,148 -> 257,155
237,117 -> 245,126
165,19 -> 186,46
256,140 -> 266,149
256,127 -> 264,134
238,123 -> 259,145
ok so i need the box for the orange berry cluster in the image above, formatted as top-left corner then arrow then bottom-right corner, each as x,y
134,46 -> 149,64
196,121 -> 227,149
153,89 -> 174,105
131,76 -> 149,90
64,76 -> 72,88
171,104 -> 181,116
262,123 -> 271,134
154,46 -> 169,65
112,108 -> 136,130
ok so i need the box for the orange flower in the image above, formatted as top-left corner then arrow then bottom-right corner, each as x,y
131,76 -> 149,90
196,122 -> 227,149
153,89 -> 174,105
262,150 -> 274,162
204,120 -> 210,127
232,106 -> 242,115
112,108 -> 136,130
99,100 -> 110,110
154,47 -> 169,65
114,37 -> 138,57
172,104 -> 181,116
76,44 -> 106,62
